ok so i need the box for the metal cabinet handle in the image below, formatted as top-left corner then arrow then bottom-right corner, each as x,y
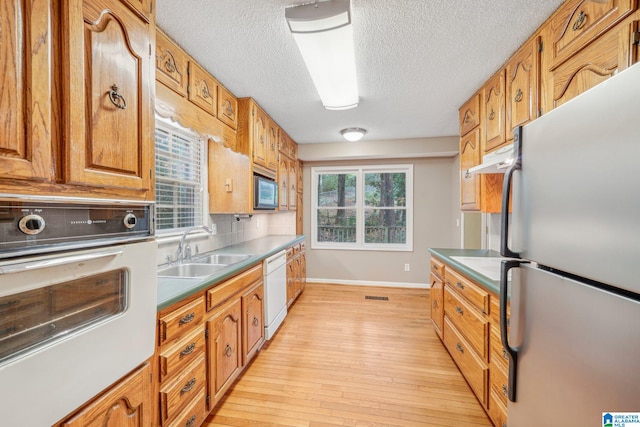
223,99 -> 234,116
514,88 -> 523,103
456,281 -> 465,290
432,300 -> 437,309
488,108 -> 495,121
180,378 -> 196,395
180,343 -> 196,358
572,11 -> 587,31
252,316 -> 259,327
455,343 -> 464,353
108,85 -> 127,109
502,384 -> 509,397
463,110 -> 473,124
185,415 -> 197,427
179,312 -> 195,325
225,344 -> 233,357
455,306 -> 464,315
0,300 -> 19,309
502,348 -> 509,361
200,81 -> 211,99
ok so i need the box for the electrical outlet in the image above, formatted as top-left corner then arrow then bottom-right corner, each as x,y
210,223 -> 217,235
404,263 -> 410,272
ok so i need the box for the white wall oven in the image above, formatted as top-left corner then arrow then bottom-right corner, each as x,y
0,196 -> 157,426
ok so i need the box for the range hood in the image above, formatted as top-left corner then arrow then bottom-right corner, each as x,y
468,143 -> 514,174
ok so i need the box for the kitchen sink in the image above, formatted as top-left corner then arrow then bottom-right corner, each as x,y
193,253 -> 253,265
158,263 -> 228,278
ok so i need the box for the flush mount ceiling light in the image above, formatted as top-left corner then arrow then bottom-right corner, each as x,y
285,0 -> 359,110
340,127 -> 366,142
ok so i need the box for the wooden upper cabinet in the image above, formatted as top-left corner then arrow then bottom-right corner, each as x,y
483,69 -> 507,153
64,0 -> 154,198
278,155 -> 289,210
252,106 -> 269,168
208,140 -> 252,214
288,159 -> 297,211
278,129 -> 289,153
120,0 -> 152,22
0,0 -> 55,183
546,0 -> 635,69
506,36 -> 540,138
155,29 -> 188,97
542,15 -> 637,111
266,120 -> 279,171
460,128 -> 481,211
459,93 -> 481,136
188,61 -> 218,116
217,84 -> 238,129
297,160 -> 303,194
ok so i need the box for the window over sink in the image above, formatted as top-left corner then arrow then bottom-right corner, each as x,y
311,165 -> 413,251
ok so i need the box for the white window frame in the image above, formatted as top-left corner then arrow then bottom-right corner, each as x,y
154,117 -> 208,237
311,164 -> 413,251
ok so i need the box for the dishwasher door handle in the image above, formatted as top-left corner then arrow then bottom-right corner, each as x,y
0,248 -> 123,274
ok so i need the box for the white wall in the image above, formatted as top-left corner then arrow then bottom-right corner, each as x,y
303,156 -> 459,287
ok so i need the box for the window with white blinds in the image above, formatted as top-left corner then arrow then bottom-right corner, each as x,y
154,121 -> 204,232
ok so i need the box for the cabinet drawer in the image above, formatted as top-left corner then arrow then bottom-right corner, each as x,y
430,257 -> 445,281
165,388 -> 207,427
160,354 -> 206,425
490,295 -> 510,333
445,267 -> 490,314
188,61 -> 217,115
459,92 -> 481,136
443,317 -> 488,406
159,327 -> 206,383
490,326 -> 510,375
430,273 -> 444,340
206,264 -> 262,311
488,388 -> 509,427
159,298 -> 205,347
547,0 -> 635,69
444,286 -> 489,361
490,358 -> 509,408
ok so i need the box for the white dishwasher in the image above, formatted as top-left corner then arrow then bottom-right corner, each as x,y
263,250 -> 288,340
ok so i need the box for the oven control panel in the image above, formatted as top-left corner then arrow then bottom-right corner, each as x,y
0,199 -> 154,258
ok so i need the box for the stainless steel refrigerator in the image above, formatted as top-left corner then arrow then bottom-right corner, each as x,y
499,62 -> 640,426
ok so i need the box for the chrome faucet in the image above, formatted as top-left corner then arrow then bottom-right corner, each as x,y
176,225 -> 213,263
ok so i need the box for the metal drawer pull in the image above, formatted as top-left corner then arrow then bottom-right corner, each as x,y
179,312 -> 195,325
0,248 -> 123,274
455,306 -> 464,315
180,378 -> 196,395
225,344 -> 233,357
108,84 -> 127,109
0,300 -> 19,309
514,88 -> 523,103
252,316 -> 259,327
502,384 -> 508,397
455,343 -> 464,353
432,301 -> 437,309
180,343 -> 196,358
572,11 -> 587,31
502,348 -> 509,360
185,415 -> 196,427
456,281 -> 465,290
488,108 -> 495,121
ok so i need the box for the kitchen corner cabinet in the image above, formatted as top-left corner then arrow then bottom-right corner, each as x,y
0,0 -> 154,200
206,265 -> 264,410
55,362 -> 152,427
208,140 -> 253,214
63,0 -> 154,198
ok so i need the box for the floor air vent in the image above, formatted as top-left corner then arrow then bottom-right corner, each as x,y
365,295 -> 389,301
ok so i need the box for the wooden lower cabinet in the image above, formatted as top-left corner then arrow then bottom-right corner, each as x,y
56,362 -> 152,427
207,297 -> 243,410
430,273 -> 444,339
286,244 -> 305,307
160,355 -> 207,425
242,282 -> 265,365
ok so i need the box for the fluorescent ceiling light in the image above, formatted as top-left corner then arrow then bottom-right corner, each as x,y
341,127 -> 366,141
286,0 -> 359,110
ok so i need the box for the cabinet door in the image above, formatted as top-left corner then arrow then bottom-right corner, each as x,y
460,129 -> 481,211
483,69 -> 506,153
188,61 -> 217,116
288,159 -> 297,211
506,37 -> 540,136
296,192 -> 304,235
299,251 -> 306,293
64,0 -> 153,198
208,140 -> 252,214
286,258 -> 296,307
242,282 -> 264,365
266,120 -> 279,171
278,156 -> 289,210
297,160 -> 303,193
155,29 -> 188,97
0,0 -> 54,183
252,106 -> 268,167
217,84 -> 238,129
430,273 -> 444,340
459,92 -> 481,136
543,17 -> 636,110
59,362 -> 151,427
207,297 -> 242,410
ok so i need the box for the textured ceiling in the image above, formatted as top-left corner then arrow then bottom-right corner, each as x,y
155,0 -> 564,144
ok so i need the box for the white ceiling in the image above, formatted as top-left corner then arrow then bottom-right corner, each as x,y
155,0 -> 564,145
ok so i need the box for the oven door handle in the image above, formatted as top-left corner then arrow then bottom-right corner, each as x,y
0,248 -> 124,274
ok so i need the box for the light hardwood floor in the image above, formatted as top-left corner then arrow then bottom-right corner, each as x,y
204,283 -> 492,427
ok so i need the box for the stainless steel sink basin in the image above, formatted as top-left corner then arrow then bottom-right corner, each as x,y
158,263 -> 228,278
194,253 -> 253,265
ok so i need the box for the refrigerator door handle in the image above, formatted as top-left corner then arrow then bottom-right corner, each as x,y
500,259 -> 526,402
500,126 -> 522,259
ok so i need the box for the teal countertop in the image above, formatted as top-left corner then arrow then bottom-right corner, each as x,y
428,248 -> 503,295
157,235 -> 306,311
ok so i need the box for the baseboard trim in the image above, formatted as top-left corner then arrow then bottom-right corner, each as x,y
307,278 -> 430,289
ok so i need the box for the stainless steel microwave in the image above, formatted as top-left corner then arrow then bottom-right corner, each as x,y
254,175 -> 278,210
